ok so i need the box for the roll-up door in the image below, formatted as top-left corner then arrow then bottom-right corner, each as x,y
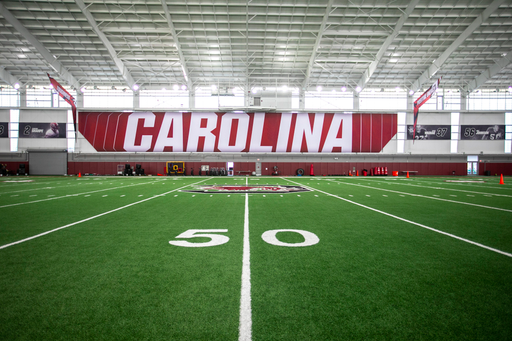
29,151 -> 67,175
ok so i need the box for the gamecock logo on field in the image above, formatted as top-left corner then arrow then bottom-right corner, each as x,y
181,185 -> 311,194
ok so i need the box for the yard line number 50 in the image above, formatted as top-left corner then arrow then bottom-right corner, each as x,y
169,229 -> 319,247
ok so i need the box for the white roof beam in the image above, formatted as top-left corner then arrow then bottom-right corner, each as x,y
161,0 -> 192,89
74,0 -> 136,90
410,0 -> 506,92
302,0 -> 335,89
0,2 -> 80,89
357,0 -> 420,90
464,50 -> 512,93
0,66 -> 22,88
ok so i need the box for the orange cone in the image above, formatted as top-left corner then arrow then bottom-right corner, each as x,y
78,172 -> 81,178
406,171 -> 409,178
500,174 -> 504,185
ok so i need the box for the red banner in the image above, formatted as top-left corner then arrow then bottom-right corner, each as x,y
79,112 -> 397,153
47,73 -> 77,134
413,77 -> 441,140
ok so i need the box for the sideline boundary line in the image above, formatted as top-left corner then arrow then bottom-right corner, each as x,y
348,177 -> 512,197
332,180 -> 512,213
284,178 -> 512,258
0,179 -> 168,209
0,178 -> 210,250
238,177 -> 252,341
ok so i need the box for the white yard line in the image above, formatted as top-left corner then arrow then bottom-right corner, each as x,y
350,177 -> 512,197
283,178 -> 512,258
331,180 -> 512,213
0,178 -> 210,250
239,177 -> 252,341
0,179 -> 168,209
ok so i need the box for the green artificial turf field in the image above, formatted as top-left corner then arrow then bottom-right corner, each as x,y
1,175 -> 511,340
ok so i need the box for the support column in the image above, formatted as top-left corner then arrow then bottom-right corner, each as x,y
407,93 -> 414,111
189,87 -> 195,109
299,89 -> 305,110
353,91 -> 359,110
18,86 -> 26,107
76,90 -> 84,108
133,90 -> 139,110
461,92 -> 467,111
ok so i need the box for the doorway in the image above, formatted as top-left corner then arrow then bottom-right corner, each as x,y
467,155 -> 478,176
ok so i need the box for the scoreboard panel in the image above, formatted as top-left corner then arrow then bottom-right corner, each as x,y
166,161 -> 185,175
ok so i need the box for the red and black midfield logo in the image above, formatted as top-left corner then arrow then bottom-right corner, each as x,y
181,185 -> 310,194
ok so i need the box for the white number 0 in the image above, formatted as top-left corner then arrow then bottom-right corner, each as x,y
169,229 -> 319,248
261,229 -> 319,247
169,229 -> 229,247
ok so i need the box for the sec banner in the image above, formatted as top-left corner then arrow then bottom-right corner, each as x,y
0,123 -> 7,138
79,112 -> 397,153
19,122 -> 66,138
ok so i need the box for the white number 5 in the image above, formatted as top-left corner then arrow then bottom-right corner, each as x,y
169,229 -> 229,247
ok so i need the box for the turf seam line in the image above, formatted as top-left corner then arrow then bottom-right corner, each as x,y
0,180 -> 166,209
239,177 -> 252,341
283,178 -> 512,259
0,178 -> 211,250
333,180 -> 512,213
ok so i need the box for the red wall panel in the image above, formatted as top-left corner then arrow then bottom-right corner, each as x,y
11,160 -> 512,177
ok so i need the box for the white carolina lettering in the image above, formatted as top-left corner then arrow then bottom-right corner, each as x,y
153,112 -> 183,152
249,113 -> 272,152
276,113 -> 292,152
123,112 -> 155,152
292,113 -> 324,152
321,114 -> 352,152
218,113 -> 250,152
187,113 -> 218,152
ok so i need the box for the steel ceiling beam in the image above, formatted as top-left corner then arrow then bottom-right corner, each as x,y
302,0 -> 335,89
410,0 -> 506,92
0,66 -> 22,88
0,2 -> 80,89
357,0 -> 420,91
464,50 -> 512,93
160,0 -> 192,89
75,0 -> 136,90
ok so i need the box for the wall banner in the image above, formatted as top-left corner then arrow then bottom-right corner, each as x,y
19,122 -> 66,138
0,123 -> 7,138
406,125 -> 451,140
460,125 -> 505,140
79,112 -> 397,153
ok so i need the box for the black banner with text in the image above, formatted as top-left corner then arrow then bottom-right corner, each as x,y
460,125 -> 505,140
19,122 -> 66,138
407,125 -> 451,140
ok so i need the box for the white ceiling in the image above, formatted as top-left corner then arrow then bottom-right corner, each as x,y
0,0 -> 511,94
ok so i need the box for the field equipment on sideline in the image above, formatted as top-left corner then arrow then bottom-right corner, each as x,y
135,164 -> 145,176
